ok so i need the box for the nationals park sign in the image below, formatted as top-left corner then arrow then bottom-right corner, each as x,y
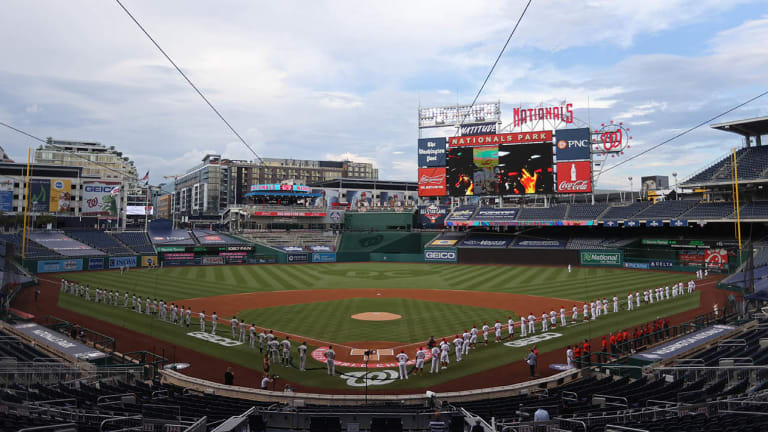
580,249 -> 624,267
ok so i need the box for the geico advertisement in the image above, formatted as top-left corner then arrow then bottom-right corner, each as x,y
424,249 -> 457,262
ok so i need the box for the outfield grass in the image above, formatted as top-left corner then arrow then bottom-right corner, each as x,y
54,263 -> 701,389
236,298 -> 517,343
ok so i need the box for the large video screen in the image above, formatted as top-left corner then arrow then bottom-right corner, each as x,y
446,143 -> 553,196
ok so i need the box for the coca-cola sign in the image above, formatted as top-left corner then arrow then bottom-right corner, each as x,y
556,161 -> 592,193
418,167 -> 446,196
459,122 -> 497,136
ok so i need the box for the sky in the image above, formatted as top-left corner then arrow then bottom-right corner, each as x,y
0,0 -> 767,190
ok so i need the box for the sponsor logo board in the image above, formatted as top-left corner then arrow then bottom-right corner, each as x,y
513,104 -> 573,128
141,256 -> 158,267
418,167 -> 447,196
82,181 -> 121,218
312,252 -> 337,263
459,122 -> 498,136
287,253 -> 309,263
449,131 -> 553,147
431,239 -> 458,246
556,161 -> 592,193
311,347 -> 432,369
624,262 -> 650,269
250,184 -> 311,193
424,248 -> 457,263
109,256 -> 137,269
37,259 -> 83,273
555,127 -> 591,161
202,256 -> 225,265
580,250 -> 623,267
474,208 -> 519,220
88,258 -> 104,270
417,137 -> 447,167
632,325 -> 735,362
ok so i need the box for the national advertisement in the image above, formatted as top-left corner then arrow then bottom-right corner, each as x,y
424,248 -> 457,263
109,256 -> 137,269
580,250 -> 624,267
555,128 -> 591,161
417,137 -> 447,167
287,253 -> 309,263
0,179 -> 12,212
646,220 -> 664,228
29,179 -> 50,212
556,161 -> 592,193
418,167 -> 447,196
37,259 -> 83,273
49,179 -> 72,213
82,181 -> 121,218
418,204 -> 448,228
312,252 -> 337,263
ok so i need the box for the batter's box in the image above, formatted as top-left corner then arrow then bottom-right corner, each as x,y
349,348 -> 380,361
377,349 -> 394,356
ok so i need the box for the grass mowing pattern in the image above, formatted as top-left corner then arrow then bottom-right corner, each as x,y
54,263 -> 701,389
237,298 -> 517,343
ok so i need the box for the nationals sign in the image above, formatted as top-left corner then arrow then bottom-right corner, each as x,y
448,131 -> 553,147
418,167 -> 446,196
556,161 -> 592,193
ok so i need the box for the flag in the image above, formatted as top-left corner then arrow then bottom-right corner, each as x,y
110,186 -> 120,197
139,170 -> 149,182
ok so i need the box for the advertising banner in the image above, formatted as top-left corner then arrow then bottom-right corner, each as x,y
418,204 -> 448,228
424,248 -> 457,263
202,256 -> 225,265
88,258 -> 105,270
705,249 -> 728,268
459,122 -> 498,137
632,325 -> 735,362
460,235 -> 512,248
512,238 -> 567,248
430,238 -> 458,246
624,262 -> 650,269
474,208 -> 518,221
49,179 -> 72,213
307,245 -> 334,252
287,253 -> 309,263
417,137 -> 447,167
580,250 -> 624,267
247,255 -> 277,264
13,323 -> 107,360
625,220 -> 640,228
250,184 -> 311,193
448,131 -> 553,147
37,259 -> 83,273
252,211 -> 326,217
0,179 -> 13,212
82,181 -> 121,218
141,256 -> 158,267
156,246 -> 186,252
127,206 -> 153,215
649,259 -> 674,269
29,179 -> 50,212
555,128 -> 591,161
556,161 -> 592,193
109,256 -> 137,269
646,219 -> 664,228
670,219 -> 689,227
418,167 -> 447,196
312,252 -> 337,263
280,246 -> 306,253
163,258 -> 201,266
163,253 -> 195,260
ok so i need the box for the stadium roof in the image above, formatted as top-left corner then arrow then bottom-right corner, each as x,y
711,116 -> 768,138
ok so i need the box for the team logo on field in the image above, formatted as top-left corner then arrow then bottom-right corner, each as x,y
187,332 -> 243,347
342,370 -> 399,387
504,332 -> 562,348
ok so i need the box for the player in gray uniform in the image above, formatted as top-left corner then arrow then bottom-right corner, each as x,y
249,324 -> 256,348
281,336 -> 292,366
258,329 -> 266,352
199,310 -> 206,332
230,317 -> 238,339
324,346 -> 336,375
211,312 -> 217,334
136,297 -> 142,314
268,338 -> 280,363
185,308 -> 191,328
298,342 -> 308,371
123,292 -> 129,308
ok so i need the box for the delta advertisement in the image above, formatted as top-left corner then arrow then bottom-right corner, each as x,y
0,179 -> 13,212
109,256 -> 137,269
418,204 -> 449,228
555,128 -> 591,161
37,259 -> 83,273
29,179 -> 50,212
312,252 -> 337,263
424,248 -> 457,263
417,137 -> 447,167
580,250 -> 624,267
556,161 -> 592,193
418,167 -> 447,196
49,179 -> 72,213
82,181 -> 121,218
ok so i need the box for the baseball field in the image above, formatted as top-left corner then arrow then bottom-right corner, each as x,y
53,263 -> 703,390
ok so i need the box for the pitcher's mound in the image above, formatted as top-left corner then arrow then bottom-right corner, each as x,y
351,312 -> 402,321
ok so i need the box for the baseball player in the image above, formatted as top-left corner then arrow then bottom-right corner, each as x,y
85,286 -> 91,302
549,310 -> 557,328
665,285 -> 670,300
396,350 -> 409,380
123,292 -> 129,308
181,306 -> 188,327
239,321 -> 246,343
627,292 -> 634,311
520,315 -> 528,337
199,310 -> 206,332
211,312 -> 218,334
258,329 -> 266,353
281,336 -> 291,366
566,345 -> 574,369
462,330 -> 471,355
249,324 -> 256,348
541,312 -> 549,332
440,339 -> 450,369
453,335 -> 463,361
415,347 -> 426,376
185,307 -> 192,328
582,303 -> 589,321
649,288 -> 655,304
324,346 -> 336,375
298,342 -> 308,371
508,316 -> 515,338
136,297 -> 142,314
230,316 -> 238,339
131,294 -> 136,310
568,264 -> 572,273
494,320 -> 502,342
482,322 -> 490,346
145,297 -> 150,315
602,297 -> 608,315
643,289 -> 649,304
430,345 -> 440,373
571,305 -> 578,324
470,325 -> 478,348
559,306 -> 566,327
590,300 -> 596,320
528,313 -> 536,334
152,298 -> 158,315
269,337 -> 280,363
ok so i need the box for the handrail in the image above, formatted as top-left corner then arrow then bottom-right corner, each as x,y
594,394 -> 628,408
99,415 -> 142,432
97,393 -> 136,406
18,424 -> 78,432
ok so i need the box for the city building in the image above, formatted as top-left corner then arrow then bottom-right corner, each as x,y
34,139 -> 138,181
173,154 -> 230,221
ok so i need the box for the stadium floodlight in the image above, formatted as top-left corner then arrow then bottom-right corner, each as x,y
419,102 -> 501,128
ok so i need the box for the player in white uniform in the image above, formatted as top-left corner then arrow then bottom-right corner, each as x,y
528,313 -> 537,334
185,308 -> 191,328
136,297 -> 142,314
590,301 -> 596,320
520,315 -> 527,337
415,347 -> 426,376
298,342 -> 308,371
324,346 -> 336,375
123,292 -> 129,308
230,317 -> 238,339
453,335 -> 463,361
211,312 -> 217,334
462,330 -> 471,355
571,305 -> 578,324
568,264 -> 572,273
239,321 -> 246,343
249,324 -> 256,348
199,310 -> 206,332
603,297 -> 609,315
482,323 -> 490,345
430,345 -> 440,373
281,336 -> 291,366
396,351 -> 409,379
566,346 -> 574,369
258,329 -> 266,353
494,320 -> 502,342
470,326 -> 479,348
440,339 -> 450,369
145,298 -> 150,315
508,316 -> 515,338
582,303 -> 589,321
268,338 -> 280,363
549,310 -> 557,328
560,306 -> 567,327
541,312 -> 548,332
627,292 -> 634,311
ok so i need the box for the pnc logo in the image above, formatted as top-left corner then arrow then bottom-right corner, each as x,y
557,140 -> 567,150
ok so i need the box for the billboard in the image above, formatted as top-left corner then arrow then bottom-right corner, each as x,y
424,248 -> 457,263
580,250 -> 623,267
287,253 -> 309,263
418,204 -> 449,228
0,179 -> 13,212
460,235 -> 512,248
29,179 -> 50,212
474,208 -> 518,221
250,184 -> 310,192
459,122 -> 497,136
418,167 -> 447,196
49,179 -> 72,213
419,103 -> 501,128
109,256 -> 137,269
448,131 -> 553,148
556,161 -> 592,193
127,206 -> 153,215
312,252 -> 337,263
141,256 -> 158,267
417,137 -> 447,167
82,181 -> 121,218
555,128 -> 591,161
37,259 -> 83,273
88,258 -> 105,270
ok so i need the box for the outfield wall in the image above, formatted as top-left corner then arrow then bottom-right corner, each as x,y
458,248 -> 579,266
